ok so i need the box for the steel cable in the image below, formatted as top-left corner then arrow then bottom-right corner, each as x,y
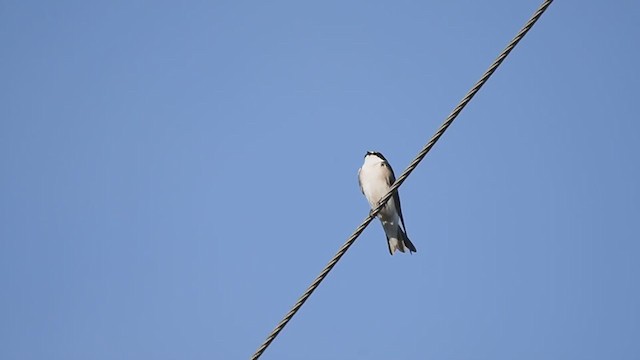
251,1 -> 553,358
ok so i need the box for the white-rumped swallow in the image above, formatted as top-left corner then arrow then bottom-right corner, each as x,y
358,151 -> 417,255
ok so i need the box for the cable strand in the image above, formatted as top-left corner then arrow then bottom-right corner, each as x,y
251,1 -> 553,358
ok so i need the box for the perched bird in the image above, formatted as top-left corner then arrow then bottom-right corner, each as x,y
358,151 -> 417,255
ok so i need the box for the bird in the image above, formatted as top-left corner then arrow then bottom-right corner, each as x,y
358,151 -> 417,255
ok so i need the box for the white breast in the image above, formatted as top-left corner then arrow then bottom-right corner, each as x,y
359,156 -> 396,219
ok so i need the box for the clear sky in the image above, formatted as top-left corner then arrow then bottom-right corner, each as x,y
2,1 -> 639,359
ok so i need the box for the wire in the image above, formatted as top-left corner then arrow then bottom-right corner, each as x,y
251,1 -> 554,358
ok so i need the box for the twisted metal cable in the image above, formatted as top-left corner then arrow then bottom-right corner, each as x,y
251,1 -> 553,358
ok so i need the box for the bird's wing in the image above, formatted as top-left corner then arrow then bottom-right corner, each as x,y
384,162 -> 407,230
357,167 -> 364,194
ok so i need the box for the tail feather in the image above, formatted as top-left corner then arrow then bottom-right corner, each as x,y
386,236 -> 402,255
383,222 -> 417,255
398,227 -> 417,254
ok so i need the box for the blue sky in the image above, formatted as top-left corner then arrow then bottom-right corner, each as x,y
2,1 -> 639,359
